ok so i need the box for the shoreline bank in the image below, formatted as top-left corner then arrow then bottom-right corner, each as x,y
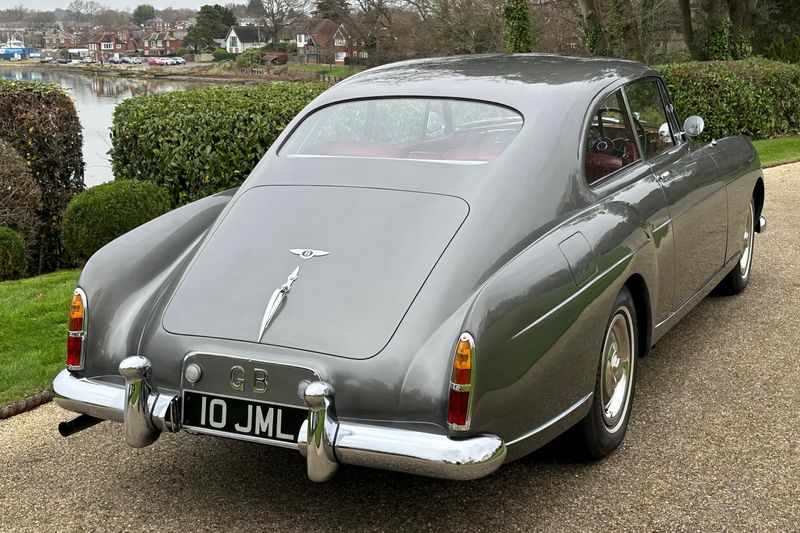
0,61 -> 334,85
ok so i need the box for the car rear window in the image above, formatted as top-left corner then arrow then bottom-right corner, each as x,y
279,98 -> 523,163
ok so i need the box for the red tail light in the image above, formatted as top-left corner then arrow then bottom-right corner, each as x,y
447,333 -> 475,430
66,289 -> 87,371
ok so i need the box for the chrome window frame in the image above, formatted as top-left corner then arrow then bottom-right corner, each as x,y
581,86 -> 646,189
622,76 -> 681,160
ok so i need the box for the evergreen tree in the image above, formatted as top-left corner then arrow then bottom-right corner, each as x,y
502,0 -> 534,53
132,4 -> 155,25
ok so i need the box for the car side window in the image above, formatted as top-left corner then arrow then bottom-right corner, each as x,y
624,79 -> 675,159
585,89 -> 642,185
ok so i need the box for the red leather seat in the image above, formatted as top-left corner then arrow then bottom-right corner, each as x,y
586,153 -> 623,184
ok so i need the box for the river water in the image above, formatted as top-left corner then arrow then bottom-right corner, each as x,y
0,68 -> 214,187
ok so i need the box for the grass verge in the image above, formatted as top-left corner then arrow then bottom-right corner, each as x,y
0,270 -> 79,406
753,135 -> 800,167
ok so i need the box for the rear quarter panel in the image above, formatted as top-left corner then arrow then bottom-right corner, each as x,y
464,172 -> 664,453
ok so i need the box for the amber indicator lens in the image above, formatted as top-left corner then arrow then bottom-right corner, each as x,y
69,293 -> 84,332
451,337 -> 472,385
67,292 -> 85,369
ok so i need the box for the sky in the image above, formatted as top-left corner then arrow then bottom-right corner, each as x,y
14,1 -> 203,10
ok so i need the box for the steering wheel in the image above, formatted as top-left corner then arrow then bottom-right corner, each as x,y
594,107 -> 647,157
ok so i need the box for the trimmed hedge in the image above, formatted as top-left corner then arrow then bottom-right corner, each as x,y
110,83 -> 327,206
61,180 -> 171,263
763,36 -> 800,65
0,227 -> 27,281
0,139 -> 41,247
212,48 -> 236,61
0,80 -> 84,274
657,58 -> 800,141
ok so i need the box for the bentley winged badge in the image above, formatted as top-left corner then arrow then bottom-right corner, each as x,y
290,249 -> 330,259
257,266 -> 299,342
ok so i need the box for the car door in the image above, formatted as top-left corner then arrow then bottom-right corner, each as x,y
584,87 -> 673,323
624,78 -> 727,310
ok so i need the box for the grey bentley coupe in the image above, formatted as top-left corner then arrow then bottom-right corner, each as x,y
54,55 -> 766,481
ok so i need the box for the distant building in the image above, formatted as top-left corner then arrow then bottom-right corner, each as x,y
143,31 -> 183,56
44,29 -> 80,49
174,18 -> 196,31
85,32 -> 136,60
143,17 -> 168,32
297,20 -> 365,65
225,26 -> 269,54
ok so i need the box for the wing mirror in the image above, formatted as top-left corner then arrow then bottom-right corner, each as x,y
658,122 -> 672,144
683,116 -> 705,138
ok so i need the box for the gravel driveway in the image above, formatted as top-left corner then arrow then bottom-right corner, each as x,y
1,164 -> 798,532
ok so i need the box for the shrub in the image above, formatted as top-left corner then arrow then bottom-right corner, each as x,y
656,58 -> 800,141
0,80 -> 84,274
61,180 -> 171,263
176,47 -> 189,56
763,36 -> 800,64
237,48 -> 263,69
0,139 -> 41,246
212,48 -> 236,61
0,227 -> 27,281
110,83 -> 327,205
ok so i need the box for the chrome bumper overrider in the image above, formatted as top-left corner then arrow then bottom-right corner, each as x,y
53,357 -> 507,481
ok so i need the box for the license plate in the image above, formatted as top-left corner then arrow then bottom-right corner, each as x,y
182,391 -> 307,447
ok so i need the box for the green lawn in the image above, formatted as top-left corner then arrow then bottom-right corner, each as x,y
287,64 -> 365,78
753,135 -> 800,167
0,269 -> 79,406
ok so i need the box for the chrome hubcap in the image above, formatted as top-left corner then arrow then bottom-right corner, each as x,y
600,307 -> 634,433
739,202 -> 754,277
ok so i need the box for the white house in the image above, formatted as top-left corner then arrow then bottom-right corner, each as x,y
225,26 -> 269,54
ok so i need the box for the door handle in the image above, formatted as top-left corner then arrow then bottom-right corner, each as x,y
659,171 -> 671,180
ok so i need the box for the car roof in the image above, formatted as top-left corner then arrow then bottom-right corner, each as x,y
315,54 -> 657,115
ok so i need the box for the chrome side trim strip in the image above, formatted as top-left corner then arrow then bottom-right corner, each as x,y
511,250 -> 636,340
506,392 -> 593,446
652,218 -> 672,234
654,252 -> 741,333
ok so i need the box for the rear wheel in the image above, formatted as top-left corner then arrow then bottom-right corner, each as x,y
716,197 -> 755,295
576,287 -> 638,460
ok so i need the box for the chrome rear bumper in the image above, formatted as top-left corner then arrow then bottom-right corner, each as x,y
53,357 -> 506,481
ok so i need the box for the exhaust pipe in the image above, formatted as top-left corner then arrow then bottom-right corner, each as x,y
58,414 -> 103,437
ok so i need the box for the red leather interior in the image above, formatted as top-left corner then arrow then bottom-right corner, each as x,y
586,153 -> 623,184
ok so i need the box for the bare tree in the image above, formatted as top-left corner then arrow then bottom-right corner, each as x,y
403,0 -> 504,55
255,0 -> 309,44
0,5 -> 27,22
577,0 -> 610,54
614,0 -> 642,60
67,0 -> 86,22
84,1 -> 103,26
